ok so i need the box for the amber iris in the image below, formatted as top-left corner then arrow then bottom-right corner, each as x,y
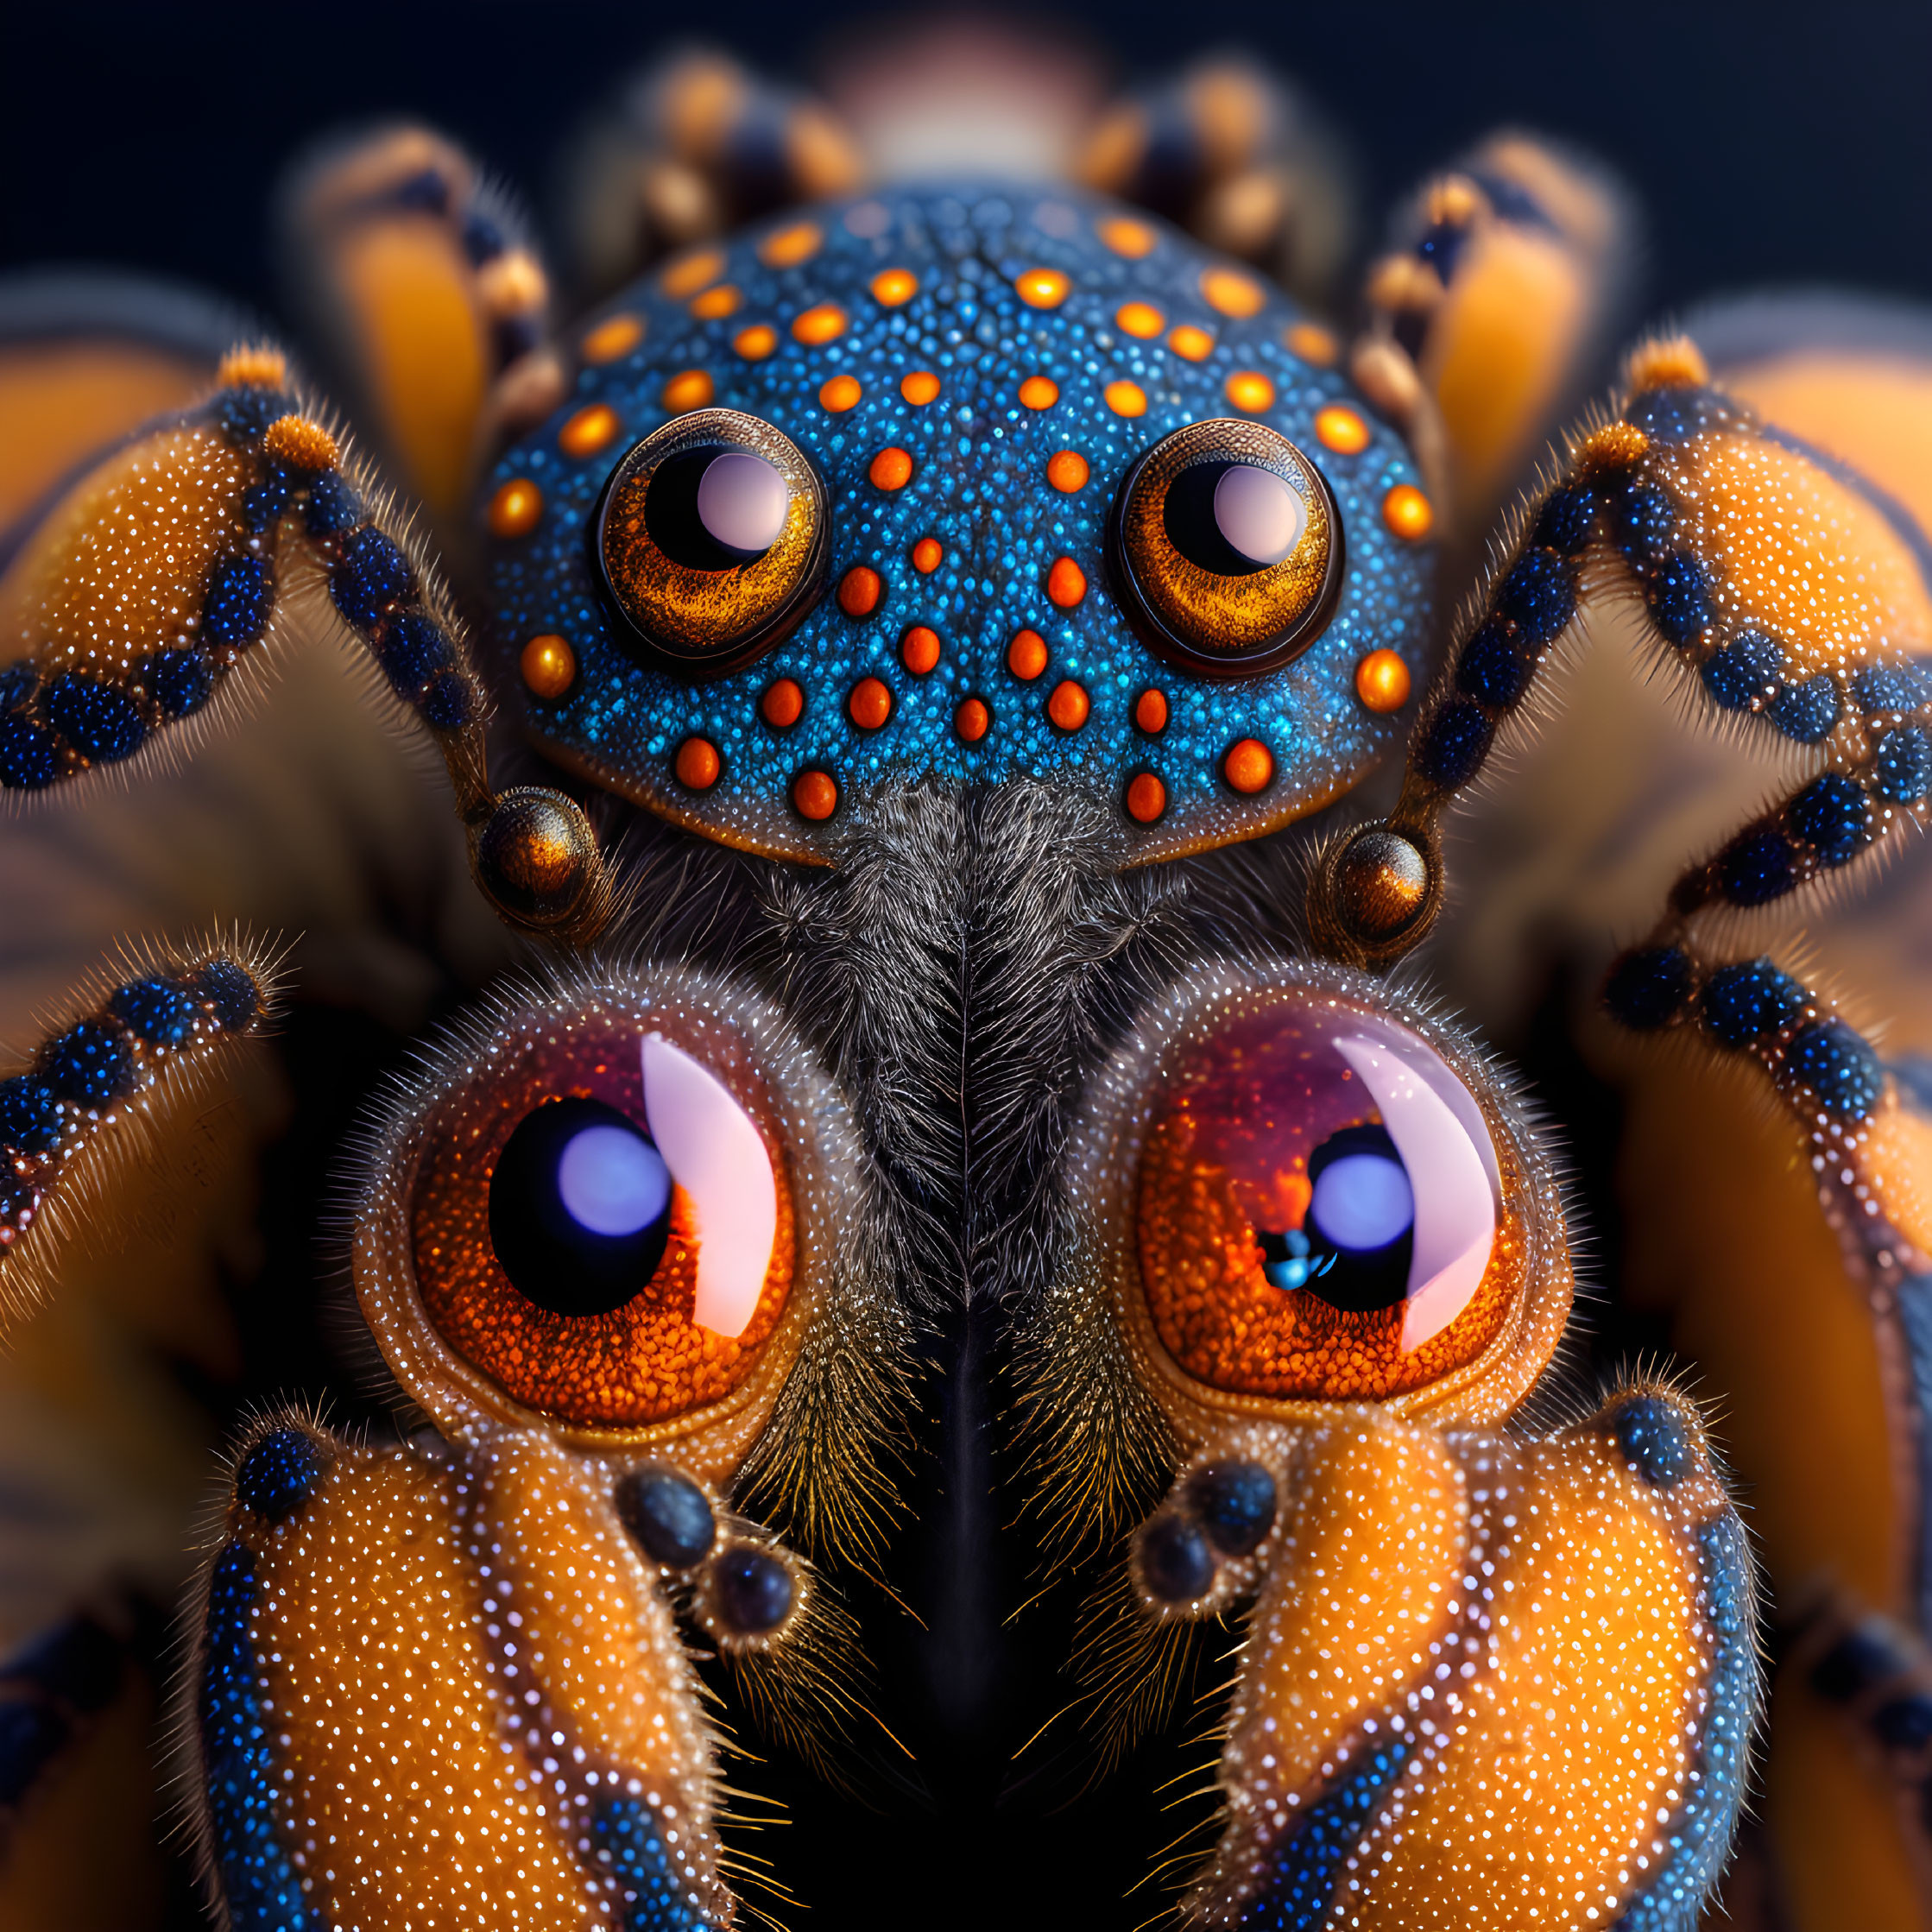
1112,418 -> 1342,678
1135,997 -> 1519,1402
596,407 -> 826,678
409,1014 -> 792,1427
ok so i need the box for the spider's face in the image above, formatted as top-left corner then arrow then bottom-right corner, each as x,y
485,185 -> 1435,862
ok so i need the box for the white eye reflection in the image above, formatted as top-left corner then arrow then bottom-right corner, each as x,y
557,1126 -> 671,1237
1213,464 -> 1304,565
695,450 -> 788,557
1334,1034 -> 1498,1350
641,1032 -> 779,1339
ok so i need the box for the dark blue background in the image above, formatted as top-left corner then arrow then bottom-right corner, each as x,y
3,0 -> 1929,324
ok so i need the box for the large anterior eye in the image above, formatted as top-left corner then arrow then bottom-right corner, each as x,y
1111,419 -> 1341,678
407,1009 -> 792,1427
596,406 -> 827,677
1137,996 -> 1519,1400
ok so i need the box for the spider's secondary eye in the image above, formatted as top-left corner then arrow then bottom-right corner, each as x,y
596,407 -> 827,678
1137,996 -> 1518,1401
408,1012 -> 792,1427
1113,419 -> 1341,678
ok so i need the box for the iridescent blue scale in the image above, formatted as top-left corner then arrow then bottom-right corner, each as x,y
486,184 -> 1433,861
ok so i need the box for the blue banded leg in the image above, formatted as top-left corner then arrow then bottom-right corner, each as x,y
0,350 -> 612,944
1354,133 -> 1635,540
281,127 -> 554,521
1310,336 -> 1932,970
0,937 -> 275,1323
559,47 -> 865,305
0,1609 -> 173,1929
1072,53 -> 1354,308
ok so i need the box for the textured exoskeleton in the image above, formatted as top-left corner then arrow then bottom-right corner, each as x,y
2,27 -> 1931,1932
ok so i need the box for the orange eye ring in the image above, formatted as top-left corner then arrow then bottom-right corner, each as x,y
1109,418 -> 1343,679
594,406 -> 828,679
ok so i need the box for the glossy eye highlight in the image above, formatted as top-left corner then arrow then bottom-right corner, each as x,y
597,406 -> 827,676
1136,996 -> 1517,1400
1112,419 -> 1341,677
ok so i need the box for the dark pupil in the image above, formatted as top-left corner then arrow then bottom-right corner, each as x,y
1257,1122 -> 1415,1314
644,445 -> 787,570
488,1096 -> 672,1317
1161,459 -> 1299,577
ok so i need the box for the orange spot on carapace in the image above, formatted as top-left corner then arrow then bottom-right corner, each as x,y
1047,679 -> 1090,730
1286,322 -> 1340,366
582,313 -> 645,363
674,736 -> 721,790
847,677 -> 893,729
1224,737 -> 1274,793
689,283 -> 741,320
1007,629 -> 1048,680
660,370 -> 714,414
792,769 -> 839,820
1355,648 -> 1413,713
1167,325 -> 1214,362
732,324 -> 778,360
838,566 -> 881,616
820,374 -> 862,412
870,268 -> 919,306
912,537 -> 944,573
1383,483 -> 1434,540
1134,688 -> 1169,734
1116,301 -> 1164,338
1105,380 -> 1147,418
1020,376 -> 1060,410
559,401 -> 622,456
1201,267 -> 1266,318
868,446 -> 913,490
1226,370 -> 1276,413
520,634 -> 575,700
1126,771 -> 1166,822
661,249 -> 725,298
1046,450 -> 1089,492
1097,216 -> 1156,259
488,477 -> 544,539
900,370 -> 941,405
792,303 -> 848,344
1016,267 -> 1071,308
760,222 -> 824,268
955,697 -> 990,742
1047,557 -> 1088,608
1316,405 -> 1370,453
900,625 -> 941,674
761,679 -> 805,728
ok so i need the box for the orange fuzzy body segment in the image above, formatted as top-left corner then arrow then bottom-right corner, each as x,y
1647,427 -> 1932,669
466,1433 -> 715,1790
1222,1413 -> 1466,1815
1,426 -> 249,678
1200,1409 -> 1748,1929
230,1436 -> 720,1930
